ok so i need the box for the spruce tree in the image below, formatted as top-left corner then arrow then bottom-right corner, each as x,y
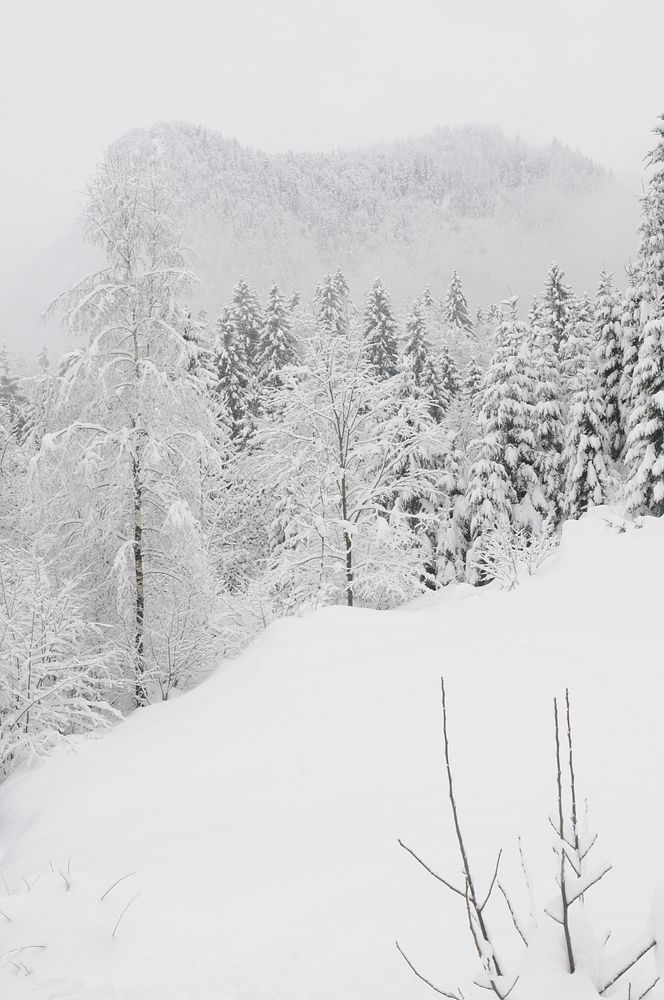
445,270 -> 474,334
438,341 -> 460,402
619,263 -> 643,423
626,115 -> 664,515
530,324 -> 565,518
594,269 -> 624,460
362,278 -> 399,380
211,308 -> 255,442
540,262 -> 574,354
315,271 -> 349,338
564,366 -> 611,518
257,283 -> 298,386
231,278 -> 263,371
560,293 -> 596,384
403,300 -> 448,420
470,301 -> 549,532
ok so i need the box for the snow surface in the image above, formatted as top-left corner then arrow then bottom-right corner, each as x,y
0,506 -> 662,999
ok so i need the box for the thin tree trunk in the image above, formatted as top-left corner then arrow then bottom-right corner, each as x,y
132,449 -> 147,707
340,470 -> 353,606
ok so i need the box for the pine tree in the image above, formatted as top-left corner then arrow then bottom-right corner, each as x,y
530,326 -> 565,518
540,262 -> 574,354
619,263 -> 643,423
257,283 -> 298,386
315,271 -> 349,338
445,270 -> 474,334
564,366 -> 611,518
438,341 -> 460,401
362,278 -> 399,380
232,278 -> 263,371
594,269 -> 624,460
403,300 -> 448,420
422,284 -> 435,311
471,301 -> 549,532
626,115 -> 664,515
211,308 -> 255,441
560,293 -> 596,384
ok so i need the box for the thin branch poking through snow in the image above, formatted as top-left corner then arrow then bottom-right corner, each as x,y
111,891 -> 142,939
395,941 -> 463,1000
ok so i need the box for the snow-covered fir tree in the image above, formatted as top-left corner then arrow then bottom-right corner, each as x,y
468,300 -> 550,536
445,270 -> 474,334
403,300 -> 448,420
231,278 -> 263,372
626,115 -> 664,515
540,262 -> 574,354
529,321 -> 565,518
256,283 -> 298,389
314,270 -> 350,339
211,307 -> 256,441
564,365 -> 611,518
362,278 -> 399,380
594,268 -> 624,460
619,262 -> 643,423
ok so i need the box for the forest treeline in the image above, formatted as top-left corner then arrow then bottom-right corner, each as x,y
0,116 -> 662,773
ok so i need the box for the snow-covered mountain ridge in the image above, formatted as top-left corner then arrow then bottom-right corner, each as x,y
0,506 -> 662,999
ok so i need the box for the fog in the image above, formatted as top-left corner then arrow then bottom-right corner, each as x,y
1,0 -> 663,355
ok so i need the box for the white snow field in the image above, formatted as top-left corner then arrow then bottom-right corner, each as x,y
0,506 -> 662,1000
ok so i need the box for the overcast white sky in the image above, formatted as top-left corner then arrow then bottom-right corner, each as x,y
1,0 -> 663,287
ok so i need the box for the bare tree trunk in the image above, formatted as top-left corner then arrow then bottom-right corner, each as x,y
132,448 -> 147,707
340,470 -> 353,606
131,321 -> 147,707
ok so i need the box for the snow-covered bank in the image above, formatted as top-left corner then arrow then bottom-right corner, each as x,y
0,507 -> 662,999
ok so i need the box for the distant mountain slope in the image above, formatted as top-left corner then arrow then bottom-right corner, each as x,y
113,121 -> 636,314
3,122 -> 638,358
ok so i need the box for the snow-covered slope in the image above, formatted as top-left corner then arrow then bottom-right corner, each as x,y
0,508 -> 662,999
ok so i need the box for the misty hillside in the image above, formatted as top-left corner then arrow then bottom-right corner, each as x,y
116,121 -> 635,311
3,121 -> 638,358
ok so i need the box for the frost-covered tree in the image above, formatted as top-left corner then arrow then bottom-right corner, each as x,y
445,270 -> 474,334
626,115 -> 664,516
438,341 -> 460,402
564,366 -> 611,518
257,283 -> 298,387
469,303 -> 550,534
362,278 -> 399,380
231,278 -> 263,372
315,270 -> 349,339
530,323 -> 565,518
594,269 -> 624,460
540,262 -> 574,354
619,263 -> 643,422
559,293 -> 595,384
403,300 -> 448,420
211,308 -> 255,442
40,147 -> 226,705
252,327 -> 433,611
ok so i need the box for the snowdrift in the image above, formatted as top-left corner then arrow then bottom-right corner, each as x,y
0,507 -> 662,999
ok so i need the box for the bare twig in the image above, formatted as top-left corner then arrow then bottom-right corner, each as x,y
598,941 -> 656,995
638,977 -> 660,999
567,865 -> 612,906
395,941 -> 462,999
479,851 -> 503,912
57,869 -> 70,892
397,840 -> 464,897
111,891 -> 142,939
497,882 -> 528,946
441,678 -> 504,986
100,871 -> 136,902
554,697 -> 575,974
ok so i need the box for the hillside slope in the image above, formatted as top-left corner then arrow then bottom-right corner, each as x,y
2,122 -> 638,359
117,121 -> 635,311
0,507 -> 662,999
